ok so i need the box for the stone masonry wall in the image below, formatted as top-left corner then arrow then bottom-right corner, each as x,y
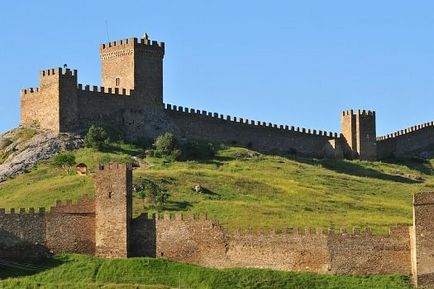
165,104 -> 342,158
95,164 -> 132,258
148,213 -> 412,275
377,122 -> 434,159
0,208 -> 46,246
327,226 -> 411,275
227,228 -> 329,272
45,195 -> 95,255
411,192 -> 434,287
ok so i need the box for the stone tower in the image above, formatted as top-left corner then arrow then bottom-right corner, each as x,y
411,192 -> 434,287
21,68 -> 78,132
341,110 -> 377,160
95,163 -> 133,258
99,33 -> 165,106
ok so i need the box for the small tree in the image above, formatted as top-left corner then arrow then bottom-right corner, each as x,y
133,177 -> 169,211
153,132 -> 181,159
52,152 -> 76,175
84,125 -> 109,150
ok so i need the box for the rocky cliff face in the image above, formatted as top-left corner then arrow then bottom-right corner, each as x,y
0,127 -> 83,182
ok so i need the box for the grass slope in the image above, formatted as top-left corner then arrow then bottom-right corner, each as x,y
1,141 -> 434,232
0,254 -> 412,289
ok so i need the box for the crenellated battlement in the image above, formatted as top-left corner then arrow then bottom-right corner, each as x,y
228,225 -> 408,238
99,36 -> 165,51
0,207 -> 46,216
377,121 -> 434,141
342,109 -> 375,117
97,163 -> 133,172
148,211 -> 408,238
0,194 -> 94,217
20,87 -> 40,96
77,84 -> 133,96
165,103 -> 339,138
39,67 -> 77,78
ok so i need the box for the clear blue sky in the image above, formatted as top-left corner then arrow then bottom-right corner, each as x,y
1,0 -> 434,135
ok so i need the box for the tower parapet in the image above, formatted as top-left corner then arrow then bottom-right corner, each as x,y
341,109 -> 376,160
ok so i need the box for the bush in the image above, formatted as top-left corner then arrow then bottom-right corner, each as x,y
84,125 -> 109,150
133,177 -> 169,211
0,138 -> 12,150
152,133 -> 181,160
182,140 -> 216,160
52,152 -> 76,175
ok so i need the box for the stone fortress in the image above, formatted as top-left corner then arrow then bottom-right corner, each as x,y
8,33 -> 434,287
0,163 -> 434,287
19,33 -> 434,161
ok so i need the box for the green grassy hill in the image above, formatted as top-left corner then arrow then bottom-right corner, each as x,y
0,254 -> 412,289
1,138 -> 434,233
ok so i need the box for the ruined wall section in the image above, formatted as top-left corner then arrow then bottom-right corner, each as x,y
45,194 -> 95,255
377,122 -> 434,159
165,104 -> 342,158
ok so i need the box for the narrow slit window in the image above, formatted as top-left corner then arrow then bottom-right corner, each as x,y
115,78 -> 120,87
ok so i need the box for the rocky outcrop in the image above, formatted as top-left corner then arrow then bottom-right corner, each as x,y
0,127 -> 83,182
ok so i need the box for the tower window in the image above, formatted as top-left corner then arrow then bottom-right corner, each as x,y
115,78 -> 120,87
108,192 -> 112,199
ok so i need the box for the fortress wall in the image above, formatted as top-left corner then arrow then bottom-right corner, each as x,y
45,195 -> 96,255
165,105 -> 341,158
226,228 -> 329,273
130,213 -> 157,257
147,213 -> 411,274
155,213 -> 229,267
76,86 -> 152,136
0,208 -> 46,246
327,226 -> 411,275
377,122 -> 434,159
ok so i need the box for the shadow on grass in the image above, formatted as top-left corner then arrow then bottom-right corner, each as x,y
286,155 -> 424,184
197,187 -> 221,199
0,257 -> 63,279
99,143 -> 143,156
382,156 -> 434,176
164,200 -> 194,211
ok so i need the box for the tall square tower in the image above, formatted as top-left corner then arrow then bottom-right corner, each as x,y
341,110 -> 377,160
99,34 -> 165,106
95,163 -> 133,258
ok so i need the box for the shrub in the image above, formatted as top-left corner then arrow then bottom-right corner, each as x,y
133,177 -> 169,211
52,152 -> 76,175
182,140 -> 216,160
84,125 -> 109,150
153,133 -> 181,160
0,138 -> 12,150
